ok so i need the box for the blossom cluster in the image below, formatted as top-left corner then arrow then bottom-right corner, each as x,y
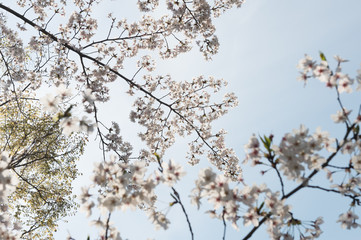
245,126 -> 335,180
297,54 -> 361,92
244,122 -> 361,232
0,151 -> 21,240
40,84 -> 95,135
190,167 -> 323,239
241,54 -> 361,236
79,156 -> 185,237
272,125 -> 334,180
130,74 -> 240,178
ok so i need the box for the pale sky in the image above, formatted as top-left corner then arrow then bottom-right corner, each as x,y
32,0 -> 361,239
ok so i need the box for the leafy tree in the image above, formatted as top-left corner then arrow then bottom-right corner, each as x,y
0,96 -> 85,239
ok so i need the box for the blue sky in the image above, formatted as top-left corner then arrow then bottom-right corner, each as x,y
51,0 -> 361,239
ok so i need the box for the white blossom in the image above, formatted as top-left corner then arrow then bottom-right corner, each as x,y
337,211 -> 360,229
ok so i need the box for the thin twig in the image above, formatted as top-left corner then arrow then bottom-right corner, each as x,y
222,208 -> 227,240
172,187 -> 194,240
105,212 -> 112,240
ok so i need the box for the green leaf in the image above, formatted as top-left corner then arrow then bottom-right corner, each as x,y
259,135 -> 272,151
319,51 -> 327,61
257,201 -> 265,214
264,136 -> 271,148
154,152 -> 161,162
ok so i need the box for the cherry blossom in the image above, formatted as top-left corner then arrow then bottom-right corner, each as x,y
0,1 -> 360,239
337,211 -> 360,229
40,93 -> 59,113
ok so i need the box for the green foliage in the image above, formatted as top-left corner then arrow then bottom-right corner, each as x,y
259,135 -> 272,151
319,51 -> 327,62
0,97 -> 86,239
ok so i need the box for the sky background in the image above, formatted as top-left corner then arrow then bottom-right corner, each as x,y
23,0 -> 361,239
